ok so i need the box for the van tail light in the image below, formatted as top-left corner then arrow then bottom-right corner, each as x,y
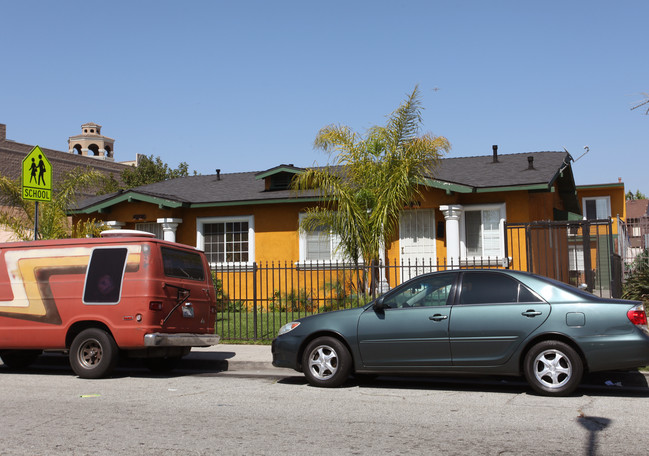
149,301 -> 163,311
627,304 -> 648,326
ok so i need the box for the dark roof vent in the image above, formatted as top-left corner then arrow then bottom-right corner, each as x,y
527,156 -> 534,169
216,169 -> 221,180
492,145 -> 498,163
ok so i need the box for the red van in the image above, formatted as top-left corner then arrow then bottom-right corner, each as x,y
0,230 -> 220,378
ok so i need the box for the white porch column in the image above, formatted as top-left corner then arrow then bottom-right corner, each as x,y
440,205 -> 463,268
104,221 -> 125,230
157,218 -> 183,242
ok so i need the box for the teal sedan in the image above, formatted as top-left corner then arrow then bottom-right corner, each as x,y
272,269 -> 649,396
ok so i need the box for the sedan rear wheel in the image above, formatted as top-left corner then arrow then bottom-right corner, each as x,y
302,337 -> 351,388
524,340 -> 583,396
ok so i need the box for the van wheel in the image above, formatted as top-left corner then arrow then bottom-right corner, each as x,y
70,328 -> 118,379
0,350 -> 42,369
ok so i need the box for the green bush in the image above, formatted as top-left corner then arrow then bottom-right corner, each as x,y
211,271 -> 230,311
623,249 -> 649,305
269,289 -> 314,312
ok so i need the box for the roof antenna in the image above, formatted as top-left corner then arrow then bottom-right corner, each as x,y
567,145 -> 590,162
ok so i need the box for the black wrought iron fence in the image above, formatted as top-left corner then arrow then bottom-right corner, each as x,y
212,257 -> 504,341
505,219 -> 619,298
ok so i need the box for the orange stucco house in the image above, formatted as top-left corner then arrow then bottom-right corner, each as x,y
69,147 -> 626,298
70,148 -> 587,264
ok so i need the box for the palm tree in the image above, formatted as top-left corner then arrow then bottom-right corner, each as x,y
0,168 -> 104,240
293,86 -> 450,291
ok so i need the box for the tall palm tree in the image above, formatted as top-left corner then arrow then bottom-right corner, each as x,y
293,86 -> 450,288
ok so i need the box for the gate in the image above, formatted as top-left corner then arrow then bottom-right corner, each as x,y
505,219 -> 621,298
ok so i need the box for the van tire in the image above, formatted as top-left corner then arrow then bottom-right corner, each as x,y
70,328 -> 118,379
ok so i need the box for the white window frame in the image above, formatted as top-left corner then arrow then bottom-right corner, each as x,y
135,222 -> 163,239
582,196 -> 611,220
196,215 -> 255,268
459,203 -> 506,260
298,213 -> 345,265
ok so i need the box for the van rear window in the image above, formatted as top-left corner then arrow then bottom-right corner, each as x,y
161,247 -> 205,281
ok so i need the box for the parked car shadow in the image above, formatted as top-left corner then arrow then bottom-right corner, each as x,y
277,371 -> 649,397
0,350 -> 237,379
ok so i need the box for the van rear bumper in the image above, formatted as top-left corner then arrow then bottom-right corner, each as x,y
144,333 -> 220,347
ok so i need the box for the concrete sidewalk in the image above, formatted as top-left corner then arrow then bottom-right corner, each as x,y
191,344 -> 275,371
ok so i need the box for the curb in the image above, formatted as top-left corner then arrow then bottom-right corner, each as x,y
193,345 -> 649,388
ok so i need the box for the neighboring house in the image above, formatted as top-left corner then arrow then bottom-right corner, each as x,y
577,182 -> 626,222
0,123 -> 132,241
571,183 -> 627,295
623,198 -> 649,265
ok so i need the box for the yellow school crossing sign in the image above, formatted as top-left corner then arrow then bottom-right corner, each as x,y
22,146 -> 52,202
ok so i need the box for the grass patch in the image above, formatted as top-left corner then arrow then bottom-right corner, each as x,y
215,311 -> 317,342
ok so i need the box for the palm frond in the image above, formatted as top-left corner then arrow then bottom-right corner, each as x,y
300,86 -> 451,274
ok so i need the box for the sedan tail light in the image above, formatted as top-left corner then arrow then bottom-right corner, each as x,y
627,304 -> 648,326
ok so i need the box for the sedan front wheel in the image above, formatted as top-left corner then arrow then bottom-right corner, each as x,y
302,337 -> 352,388
524,340 -> 583,396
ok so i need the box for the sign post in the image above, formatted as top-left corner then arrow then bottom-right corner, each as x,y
21,146 -> 52,240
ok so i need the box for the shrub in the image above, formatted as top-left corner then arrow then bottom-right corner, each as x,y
623,250 -> 649,305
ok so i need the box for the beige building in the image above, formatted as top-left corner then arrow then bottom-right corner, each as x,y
67,122 -> 115,161
0,122 -> 132,241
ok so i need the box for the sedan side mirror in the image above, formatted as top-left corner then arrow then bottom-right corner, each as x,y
373,296 -> 389,311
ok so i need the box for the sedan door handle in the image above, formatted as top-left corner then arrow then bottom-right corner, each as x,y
521,309 -> 542,317
429,314 -> 448,321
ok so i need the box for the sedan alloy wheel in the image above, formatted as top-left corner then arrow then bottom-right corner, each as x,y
302,337 -> 351,388
524,340 -> 583,396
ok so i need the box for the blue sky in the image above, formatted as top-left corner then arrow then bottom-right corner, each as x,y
2,1 -> 647,195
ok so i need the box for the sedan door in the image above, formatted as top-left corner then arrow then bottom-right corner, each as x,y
449,271 -> 550,366
357,273 -> 457,367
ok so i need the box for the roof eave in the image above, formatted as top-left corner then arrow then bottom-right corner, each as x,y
420,178 -> 551,194
67,191 -> 186,214
190,196 -> 327,208
254,166 -> 305,180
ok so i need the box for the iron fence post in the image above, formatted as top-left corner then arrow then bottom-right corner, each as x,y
252,261 -> 258,340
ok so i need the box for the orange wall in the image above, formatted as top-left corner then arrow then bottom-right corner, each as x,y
576,184 -> 626,219
76,200 -> 316,263
385,186 -> 563,263
74,185 -> 567,265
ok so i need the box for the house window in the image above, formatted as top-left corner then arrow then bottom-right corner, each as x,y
583,197 -> 610,220
298,213 -> 343,263
196,216 -> 254,266
461,204 -> 505,259
135,222 -> 163,239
